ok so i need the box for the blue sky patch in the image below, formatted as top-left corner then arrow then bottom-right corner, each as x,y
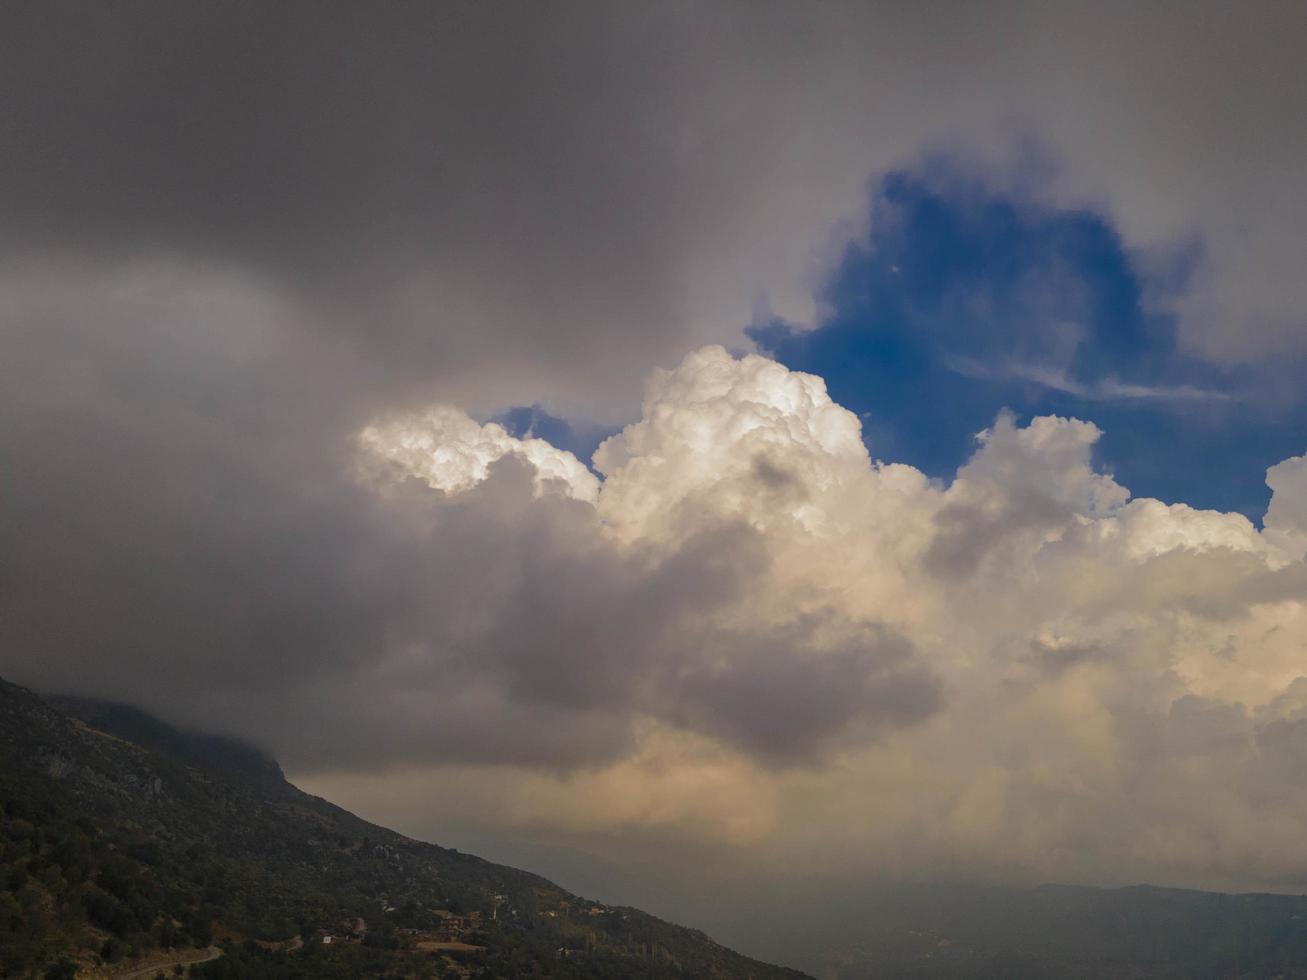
749,164 -> 1307,521
492,403 -> 613,474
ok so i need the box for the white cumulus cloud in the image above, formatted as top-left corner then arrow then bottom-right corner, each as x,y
359,405 -> 599,502
1267,453 -> 1307,560
338,345 -> 1307,892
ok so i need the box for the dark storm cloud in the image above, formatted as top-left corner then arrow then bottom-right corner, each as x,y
0,274 -> 628,768
0,268 -> 939,770
0,0 -> 774,409
3,1 -> 1302,415
0,268 -> 404,727
663,616 -> 940,764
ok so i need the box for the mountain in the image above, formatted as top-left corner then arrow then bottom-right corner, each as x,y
789,880 -> 1307,979
10,675 -> 1307,980
0,676 -> 809,980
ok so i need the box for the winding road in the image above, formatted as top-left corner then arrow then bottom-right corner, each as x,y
112,945 -> 222,978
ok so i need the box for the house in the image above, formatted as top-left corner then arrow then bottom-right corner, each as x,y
431,908 -> 473,941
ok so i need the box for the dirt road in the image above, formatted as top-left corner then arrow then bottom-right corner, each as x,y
112,944 -> 221,979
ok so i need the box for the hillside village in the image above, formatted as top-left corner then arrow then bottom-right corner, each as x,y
315,892 -> 623,962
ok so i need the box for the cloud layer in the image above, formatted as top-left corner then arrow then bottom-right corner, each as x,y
3,2 -> 1305,422
3,257 -> 1306,903
323,344 -> 1307,892
3,0 -> 1307,916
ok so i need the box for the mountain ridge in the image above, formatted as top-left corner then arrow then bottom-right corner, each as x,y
12,676 -> 1307,979
0,675 -> 810,980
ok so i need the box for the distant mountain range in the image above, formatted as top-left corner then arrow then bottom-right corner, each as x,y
788,879 -> 1307,979
0,676 -> 808,979
6,675 -> 1307,979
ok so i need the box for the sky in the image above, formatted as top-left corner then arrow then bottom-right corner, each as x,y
3,1 -> 1307,970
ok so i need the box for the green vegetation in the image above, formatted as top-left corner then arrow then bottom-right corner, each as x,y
0,677 -> 806,979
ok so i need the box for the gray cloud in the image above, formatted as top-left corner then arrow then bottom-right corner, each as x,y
3,2 -> 1304,419
663,615 -> 939,764
0,274 -> 937,772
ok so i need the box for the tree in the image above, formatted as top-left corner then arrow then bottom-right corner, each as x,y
101,937 -> 126,964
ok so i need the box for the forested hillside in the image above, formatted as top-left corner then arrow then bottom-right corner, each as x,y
0,677 -> 808,980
